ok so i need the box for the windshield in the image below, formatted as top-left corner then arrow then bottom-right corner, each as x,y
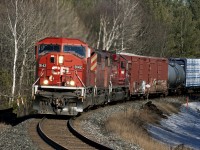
63,45 -> 86,58
39,44 -> 60,55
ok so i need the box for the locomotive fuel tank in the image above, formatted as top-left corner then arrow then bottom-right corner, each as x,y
168,60 -> 185,89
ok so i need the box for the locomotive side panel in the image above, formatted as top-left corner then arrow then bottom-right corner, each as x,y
85,51 -> 113,105
96,56 -> 105,88
94,52 -> 112,88
86,54 -> 97,87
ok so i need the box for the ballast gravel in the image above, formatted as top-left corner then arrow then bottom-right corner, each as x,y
80,102 -> 143,150
79,97 -> 184,150
0,119 -> 39,150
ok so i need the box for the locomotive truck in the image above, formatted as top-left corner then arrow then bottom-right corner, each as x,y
32,37 -> 188,116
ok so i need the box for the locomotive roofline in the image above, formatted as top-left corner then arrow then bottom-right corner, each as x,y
37,37 -> 88,46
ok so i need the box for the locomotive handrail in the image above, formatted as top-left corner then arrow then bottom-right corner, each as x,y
109,75 -> 113,94
32,69 -> 44,97
74,70 -> 87,98
75,70 -> 85,88
32,69 -> 44,87
94,85 -> 97,96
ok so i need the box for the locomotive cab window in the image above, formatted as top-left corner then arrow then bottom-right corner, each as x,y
64,45 -> 86,58
39,44 -> 60,55
105,56 -> 111,67
121,61 -> 126,68
97,54 -> 101,64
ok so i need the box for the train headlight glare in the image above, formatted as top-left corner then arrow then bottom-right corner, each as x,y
43,79 -> 49,85
70,80 -> 75,86
59,56 -> 64,64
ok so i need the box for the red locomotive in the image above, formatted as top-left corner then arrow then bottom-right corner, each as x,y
32,37 -> 169,115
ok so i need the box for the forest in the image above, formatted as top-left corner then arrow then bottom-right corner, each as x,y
0,0 -> 200,108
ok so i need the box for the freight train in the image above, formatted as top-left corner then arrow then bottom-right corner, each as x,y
32,37 -> 199,115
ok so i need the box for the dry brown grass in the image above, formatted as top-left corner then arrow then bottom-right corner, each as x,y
105,101 -> 189,150
155,101 -> 180,115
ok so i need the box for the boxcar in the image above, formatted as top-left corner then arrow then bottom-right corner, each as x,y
119,53 -> 168,97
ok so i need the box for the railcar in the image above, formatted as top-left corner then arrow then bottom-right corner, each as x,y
118,53 -> 169,97
169,58 -> 200,93
168,58 -> 185,94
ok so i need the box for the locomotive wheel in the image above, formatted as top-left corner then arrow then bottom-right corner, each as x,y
125,92 -> 131,101
104,94 -> 109,104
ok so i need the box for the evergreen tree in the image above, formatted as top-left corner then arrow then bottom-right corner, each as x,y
168,1 -> 199,57
144,0 -> 200,57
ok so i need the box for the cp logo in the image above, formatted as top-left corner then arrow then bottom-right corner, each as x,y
52,66 -> 69,75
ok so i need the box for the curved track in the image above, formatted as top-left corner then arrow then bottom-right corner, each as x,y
68,118 -> 112,150
37,117 -> 111,150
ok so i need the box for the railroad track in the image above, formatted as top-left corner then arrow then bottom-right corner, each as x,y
35,117 -> 111,150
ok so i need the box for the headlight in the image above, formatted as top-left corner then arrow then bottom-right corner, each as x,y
43,79 -> 49,85
70,80 -> 75,86
59,56 -> 64,64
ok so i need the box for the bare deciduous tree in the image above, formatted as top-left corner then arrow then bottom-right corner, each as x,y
42,0 -> 87,40
6,0 -> 20,102
96,0 -> 142,52
2,0 -> 50,103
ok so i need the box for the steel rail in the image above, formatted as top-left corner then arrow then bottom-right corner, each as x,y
68,118 -> 112,150
37,117 -> 67,150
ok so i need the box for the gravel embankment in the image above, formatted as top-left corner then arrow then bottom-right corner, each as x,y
78,97 -> 185,150
0,119 -> 39,150
80,104 -> 142,150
